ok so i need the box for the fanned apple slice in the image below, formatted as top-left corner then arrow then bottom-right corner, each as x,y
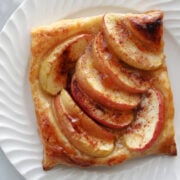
93,32 -> 150,93
39,34 -> 93,95
53,89 -> 115,157
127,11 -> 163,50
71,77 -> 134,129
75,49 -> 140,110
124,89 -> 164,150
103,12 -> 164,70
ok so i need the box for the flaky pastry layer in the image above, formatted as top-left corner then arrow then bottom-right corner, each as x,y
29,12 -> 177,170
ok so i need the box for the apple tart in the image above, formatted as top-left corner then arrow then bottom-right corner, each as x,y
29,10 -> 177,170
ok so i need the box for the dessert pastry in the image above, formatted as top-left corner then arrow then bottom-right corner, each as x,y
29,10 -> 177,170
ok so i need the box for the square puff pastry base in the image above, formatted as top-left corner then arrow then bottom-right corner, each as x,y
29,14 -> 177,170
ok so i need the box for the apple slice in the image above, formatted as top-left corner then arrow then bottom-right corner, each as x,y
39,34 -> 93,95
71,77 -> 134,129
124,88 -> 164,150
75,49 -> 140,110
53,89 -> 115,157
127,11 -> 163,49
103,12 -> 164,70
92,32 -> 150,93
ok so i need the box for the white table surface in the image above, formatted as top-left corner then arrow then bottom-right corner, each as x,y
0,0 -> 25,179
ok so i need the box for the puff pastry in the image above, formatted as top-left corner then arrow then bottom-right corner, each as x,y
29,10 -> 177,170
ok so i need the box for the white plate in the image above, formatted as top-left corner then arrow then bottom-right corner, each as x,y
0,0 -> 180,179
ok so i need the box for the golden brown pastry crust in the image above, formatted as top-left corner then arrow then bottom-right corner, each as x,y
29,11 -> 177,170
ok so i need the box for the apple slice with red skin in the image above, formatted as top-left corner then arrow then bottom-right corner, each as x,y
92,32 -> 150,93
71,77 -> 134,129
75,48 -> 141,110
39,34 -> 93,95
124,88 -> 164,151
53,89 -> 115,157
102,12 -> 164,70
